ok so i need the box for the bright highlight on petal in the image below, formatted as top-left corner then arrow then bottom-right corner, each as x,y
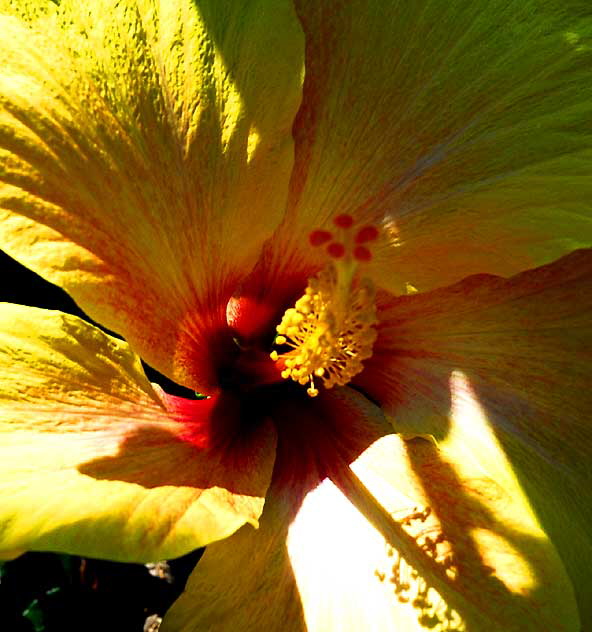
287,474 -> 466,632
163,395 -> 579,631
358,248 -> 592,621
289,433 -> 578,631
446,370 -> 526,495
0,304 -> 276,562
338,434 -> 578,631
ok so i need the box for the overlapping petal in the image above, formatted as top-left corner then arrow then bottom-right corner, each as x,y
161,388 -> 390,632
162,390 -> 577,631
273,0 -> 592,292
357,248 -> 592,620
0,0 -> 304,391
0,304 -> 276,561
0,1 -> 589,628
161,484 -> 308,632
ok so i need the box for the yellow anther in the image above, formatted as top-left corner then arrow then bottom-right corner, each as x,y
270,260 -> 377,397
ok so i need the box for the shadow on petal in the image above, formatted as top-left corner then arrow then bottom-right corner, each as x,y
162,386 -> 578,630
355,248 -> 592,624
324,434 -> 578,631
77,395 -> 274,497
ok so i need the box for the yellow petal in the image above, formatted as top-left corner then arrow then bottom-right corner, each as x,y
0,549 -> 25,561
162,388 -> 390,631
0,0 -> 55,22
0,0 -> 304,391
162,390 -> 577,631
274,1 -> 592,292
0,304 -> 276,561
296,435 -> 577,631
161,485 -> 308,632
358,248 -> 592,622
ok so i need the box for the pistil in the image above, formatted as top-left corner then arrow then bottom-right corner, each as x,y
271,215 -> 379,397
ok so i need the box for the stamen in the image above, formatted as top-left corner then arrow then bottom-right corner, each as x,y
272,217 -> 379,397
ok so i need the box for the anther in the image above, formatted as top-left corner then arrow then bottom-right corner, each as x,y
307,376 -> 319,397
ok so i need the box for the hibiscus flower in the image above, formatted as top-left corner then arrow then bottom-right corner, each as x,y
1,1 -> 591,630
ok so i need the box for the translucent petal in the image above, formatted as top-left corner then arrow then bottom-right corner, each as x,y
162,390 -> 577,631
0,304 -> 276,561
357,248 -> 592,621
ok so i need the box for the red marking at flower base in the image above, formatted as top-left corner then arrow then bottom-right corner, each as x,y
159,393 -> 223,449
353,246 -> 372,262
355,225 -> 379,244
327,242 -> 346,259
227,296 -> 280,343
309,230 -> 333,247
334,214 -> 354,229
175,303 -> 237,395
226,263 -> 311,345
270,389 -> 389,488
77,389 -> 277,499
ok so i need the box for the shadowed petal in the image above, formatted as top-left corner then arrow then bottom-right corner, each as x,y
0,304 -> 276,561
273,0 -> 592,292
161,388 -> 389,631
0,0 -> 304,391
357,248 -> 592,621
162,392 -> 577,631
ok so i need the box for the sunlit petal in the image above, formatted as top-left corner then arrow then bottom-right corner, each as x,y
162,390 -> 577,631
0,304 -> 276,561
289,434 -> 577,631
0,0 -> 304,391
358,248 -> 592,621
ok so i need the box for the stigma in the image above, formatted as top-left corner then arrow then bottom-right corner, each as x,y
270,215 -> 378,397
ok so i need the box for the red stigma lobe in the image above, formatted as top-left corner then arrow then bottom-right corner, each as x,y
353,246 -> 372,262
327,242 -> 346,259
355,225 -> 379,244
334,214 -> 354,229
309,230 -> 333,247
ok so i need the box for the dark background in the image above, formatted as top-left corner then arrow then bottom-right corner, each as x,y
1,250 -> 203,632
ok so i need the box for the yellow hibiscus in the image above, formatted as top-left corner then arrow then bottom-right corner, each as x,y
1,1 -> 591,630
